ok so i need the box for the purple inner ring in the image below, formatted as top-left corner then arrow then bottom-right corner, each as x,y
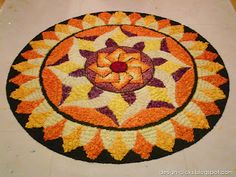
85,46 -> 154,93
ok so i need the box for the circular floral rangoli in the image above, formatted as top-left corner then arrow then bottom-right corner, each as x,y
6,12 -> 229,163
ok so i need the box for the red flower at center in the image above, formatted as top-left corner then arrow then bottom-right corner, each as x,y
110,61 -> 128,73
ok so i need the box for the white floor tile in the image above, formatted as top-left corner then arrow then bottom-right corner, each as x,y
0,132 -> 53,177
50,152 -> 188,177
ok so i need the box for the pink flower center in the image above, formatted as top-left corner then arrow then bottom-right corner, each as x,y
110,61 -> 128,73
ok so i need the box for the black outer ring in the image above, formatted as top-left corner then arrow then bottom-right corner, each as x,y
6,11 -> 230,164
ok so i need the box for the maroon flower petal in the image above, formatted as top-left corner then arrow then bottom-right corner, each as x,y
49,54 -> 69,66
80,50 -> 95,59
147,78 -> 165,88
152,57 -> 167,66
69,69 -> 86,77
96,106 -> 119,125
60,85 -> 72,105
147,100 -> 175,109
121,92 -> 136,105
88,86 -> 104,99
133,42 -> 145,51
161,38 -> 169,52
172,67 -> 190,82
105,38 -> 118,47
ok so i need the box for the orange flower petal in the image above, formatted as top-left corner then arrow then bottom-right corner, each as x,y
59,106 -> 118,127
43,119 -> 66,141
166,37 -> 194,66
193,100 -> 221,116
195,51 -> 218,61
119,53 -> 140,62
129,13 -> 142,25
84,130 -> 104,160
157,19 -> 171,29
176,69 -> 195,106
42,31 -> 60,40
200,74 -> 228,87
127,59 -> 150,72
68,18 -> 83,29
98,12 -> 112,24
121,108 -> 175,128
16,99 -> 44,114
179,32 -> 198,42
97,53 -> 111,67
88,63 -> 112,77
95,72 -> 119,83
10,74 -> 37,85
171,120 -> 194,142
46,37 -> 73,66
121,25 -> 165,38
112,73 -> 132,90
126,67 -> 143,84
133,132 -> 153,159
42,68 -> 62,106
107,48 -> 126,63
21,50 -> 44,60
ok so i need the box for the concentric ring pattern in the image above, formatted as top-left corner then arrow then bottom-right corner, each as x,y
6,12 -> 229,163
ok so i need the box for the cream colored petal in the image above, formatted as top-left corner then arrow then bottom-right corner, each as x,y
140,127 -> 157,145
23,90 -> 44,101
146,50 -> 189,67
62,121 -> 81,137
94,27 -> 128,50
156,120 -> 175,137
49,67 -> 90,87
100,130 -> 116,149
61,91 -> 117,108
184,101 -> 205,116
121,36 -> 163,49
27,58 -> 44,65
43,112 -> 65,128
21,78 -> 40,89
171,112 -> 192,128
55,32 -> 69,40
22,67 -> 40,77
119,87 -> 151,124
68,37 -> 87,66
79,127 -> 98,146
154,69 -> 178,107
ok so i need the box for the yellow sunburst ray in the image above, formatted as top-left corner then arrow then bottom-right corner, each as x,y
43,112 -> 65,128
196,60 -> 224,73
109,11 -> 131,25
108,133 -> 129,160
25,111 -> 54,128
82,14 -> 106,28
62,123 -> 83,152
12,61 -> 39,72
